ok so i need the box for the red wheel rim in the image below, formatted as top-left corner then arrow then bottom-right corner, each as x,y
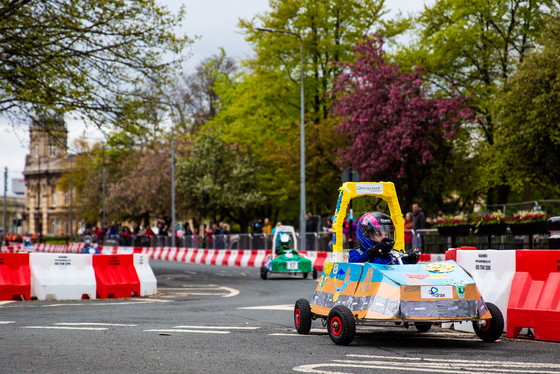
295,308 -> 301,326
330,316 -> 342,336
480,319 -> 491,332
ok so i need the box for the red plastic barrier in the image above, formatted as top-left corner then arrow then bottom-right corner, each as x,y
92,255 -> 140,299
445,246 -> 476,261
0,253 -> 31,300
507,250 -> 560,342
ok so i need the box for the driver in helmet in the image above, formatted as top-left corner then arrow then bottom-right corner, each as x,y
277,233 -> 296,255
349,212 -> 419,264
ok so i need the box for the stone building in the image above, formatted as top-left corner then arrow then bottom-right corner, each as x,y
22,121 -> 77,235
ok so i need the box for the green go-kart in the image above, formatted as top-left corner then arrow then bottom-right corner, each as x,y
260,225 -> 318,280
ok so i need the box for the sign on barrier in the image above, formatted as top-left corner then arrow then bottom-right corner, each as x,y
507,250 -> 560,342
133,254 -> 157,296
30,253 -> 96,300
453,250 -> 516,333
92,254 -> 140,299
0,253 -> 31,300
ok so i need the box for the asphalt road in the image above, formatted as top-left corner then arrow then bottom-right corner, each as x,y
0,260 -> 559,373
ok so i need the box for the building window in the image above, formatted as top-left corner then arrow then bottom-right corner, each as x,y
34,145 -> 39,157
64,192 -> 69,205
38,193 -> 41,207
49,145 -> 56,157
52,191 -> 56,207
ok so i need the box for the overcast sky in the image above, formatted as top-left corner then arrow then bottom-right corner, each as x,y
0,0 -> 432,196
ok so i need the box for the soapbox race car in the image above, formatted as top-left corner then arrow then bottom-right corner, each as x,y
294,182 -> 504,345
260,225 -> 318,280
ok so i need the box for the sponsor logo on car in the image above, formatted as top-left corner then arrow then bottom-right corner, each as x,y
421,285 -> 453,299
355,183 -> 383,195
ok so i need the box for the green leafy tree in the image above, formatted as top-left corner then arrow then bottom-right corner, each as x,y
212,0 -> 386,217
175,129 -> 265,233
494,21 -> 560,196
0,0 -> 191,131
388,0 -> 555,205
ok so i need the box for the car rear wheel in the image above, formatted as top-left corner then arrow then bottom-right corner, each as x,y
312,267 -> 318,280
294,299 -> 312,334
327,305 -> 356,345
303,272 -> 309,279
473,302 -> 504,342
260,266 -> 267,280
414,322 -> 432,332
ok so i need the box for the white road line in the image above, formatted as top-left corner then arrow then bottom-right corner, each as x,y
168,292 -> 229,296
348,355 -> 560,369
173,325 -> 260,330
143,329 -> 229,334
269,333 -> 314,336
40,300 -> 172,307
238,304 -> 293,311
220,286 -> 239,298
0,321 -> 15,324
22,326 -> 108,331
55,323 -> 137,327
0,301 -> 15,306
293,355 -> 560,374
161,287 -> 223,290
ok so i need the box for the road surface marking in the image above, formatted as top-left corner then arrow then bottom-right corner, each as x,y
55,323 -> 137,327
220,286 -> 239,297
0,301 -> 15,306
161,285 -> 239,297
0,321 -> 15,324
173,325 -> 259,330
40,300 -> 172,307
144,329 -> 229,334
269,333 -> 315,336
293,354 -> 560,373
239,304 -> 293,311
348,355 -> 560,369
23,326 -> 108,331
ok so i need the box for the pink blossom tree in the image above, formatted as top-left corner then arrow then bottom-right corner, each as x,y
331,36 -> 472,208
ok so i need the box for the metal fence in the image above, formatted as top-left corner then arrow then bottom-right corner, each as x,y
99,228 -> 552,253
417,229 -> 550,253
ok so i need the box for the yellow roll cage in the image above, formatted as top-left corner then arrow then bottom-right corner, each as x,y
331,182 -> 404,262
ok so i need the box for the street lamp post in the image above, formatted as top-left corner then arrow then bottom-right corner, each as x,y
256,27 -> 306,251
171,125 -> 176,248
70,155 -> 73,241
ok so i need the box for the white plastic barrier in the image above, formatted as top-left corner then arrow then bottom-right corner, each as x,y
30,253 -> 96,300
454,249 -> 516,333
133,254 -> 157,296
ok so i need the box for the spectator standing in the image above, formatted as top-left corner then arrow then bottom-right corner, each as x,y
306,212 -> 317,251
412,203 -> 426,251
252,218 -> 264,249
404,212 -> 414,251
323,217 -> 333,251
263,218 -> 272,248
184,222 -> 193,236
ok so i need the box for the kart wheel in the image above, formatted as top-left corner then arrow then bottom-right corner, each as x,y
294,299 -> 312,334
473,302 -> 504,342
260,266 -> 268,280
415,322 -> 432,332
312,267 -> 318,280
327,306 -> 356,346
303,272 -> 309,279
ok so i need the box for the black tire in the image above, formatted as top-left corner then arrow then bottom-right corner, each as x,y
303,272 -> 309,279
260,266 -> 268,280
294,299 -> 312,334
415,322 -> 432,332
327,305 -> 356,345
312,267 -> 318,280
473,302 -> 504,342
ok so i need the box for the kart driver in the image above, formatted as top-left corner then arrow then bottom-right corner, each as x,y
277,233 -> 296,255
349,212 -> 419,264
